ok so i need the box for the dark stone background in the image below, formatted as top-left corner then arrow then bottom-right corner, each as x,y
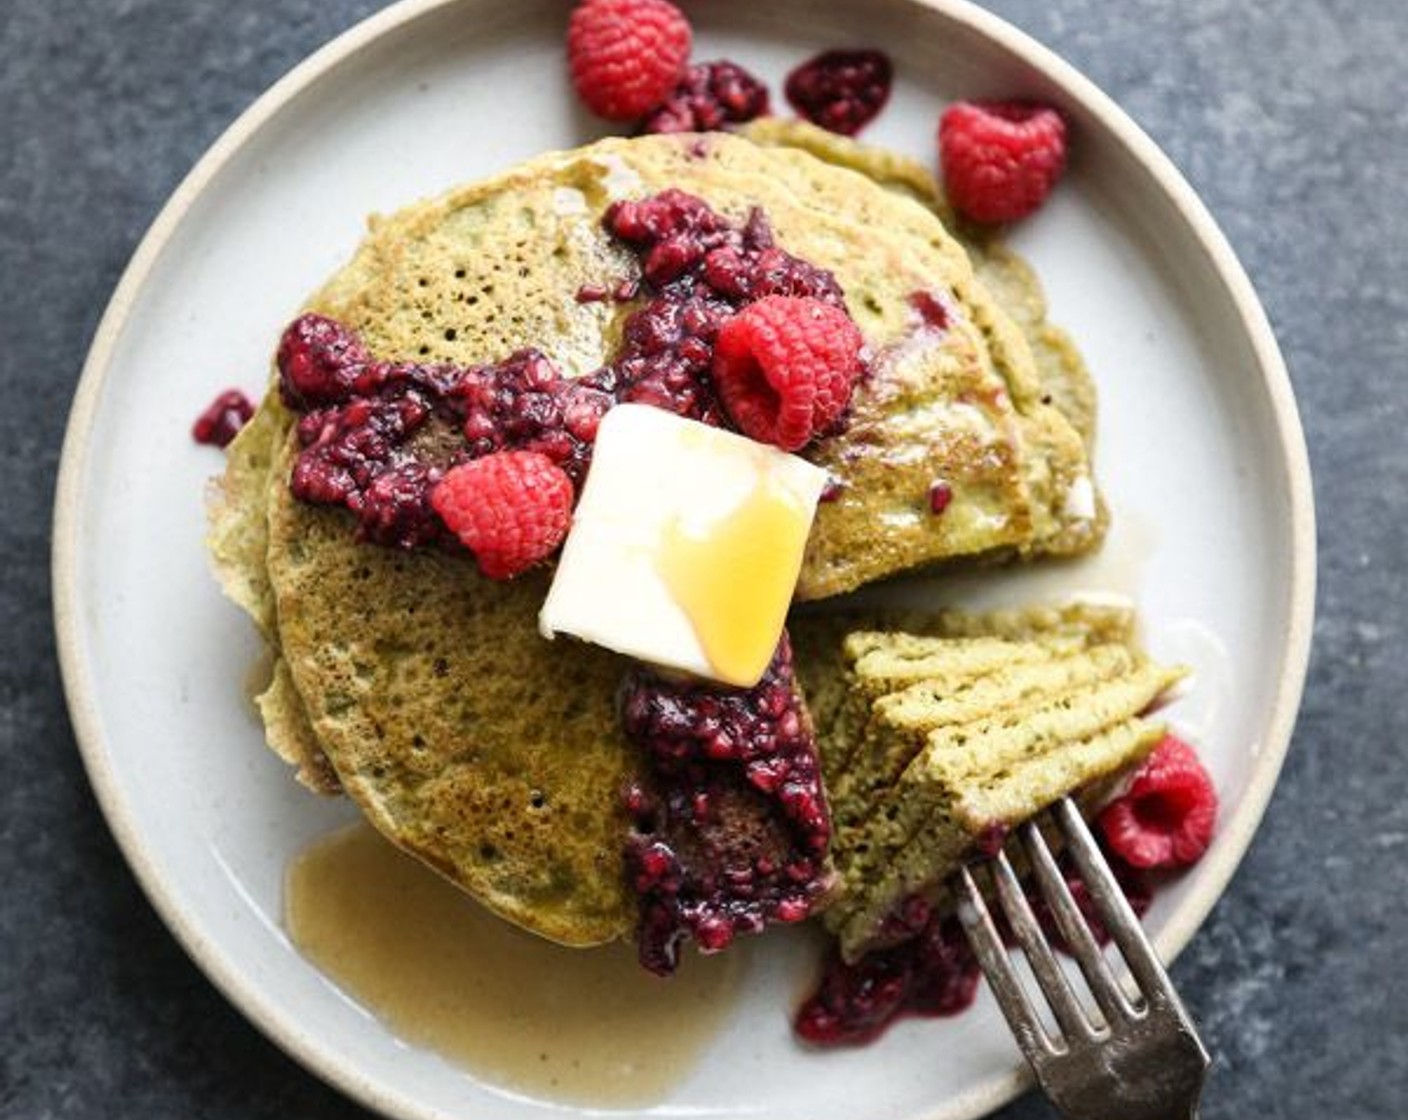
2,1 -> 1403,1117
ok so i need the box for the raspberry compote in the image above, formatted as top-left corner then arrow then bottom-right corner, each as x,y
797,850 -> 1154,1045
604,189 -> 847,423
784,49 -> 894,137
277,317 -> 611,549
796,908 -> 979,1046
275,190 -> 853,550
192,388 -> 254,447
620,634 -> 833,975
640,61 -> 770,134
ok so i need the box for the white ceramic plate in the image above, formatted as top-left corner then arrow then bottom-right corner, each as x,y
53,1 -> 1314,1118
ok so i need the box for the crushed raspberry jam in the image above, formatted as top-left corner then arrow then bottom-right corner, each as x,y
278,319 -> 611,548
620,634 -> 834,975
192,389 -> 254,447
908,289 -> 954,333
784,49 -> 894,137
641,61 -> 771,134
796,910 -> 979,1046
606,190 -> 847,423
275,191 -> 851,549
798,847 -> 1154,1045
972,820 -> 1008,857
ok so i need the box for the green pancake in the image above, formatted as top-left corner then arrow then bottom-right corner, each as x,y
742,119 -> 1101,453
210,130 -> 1107,948
788,604 -> 1181,961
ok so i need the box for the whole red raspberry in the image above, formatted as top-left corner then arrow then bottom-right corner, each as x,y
1098,736 -> 1219,869
430,451 -> 574,580
712,295 -> 864,451
938,100 -> 1068,224
567,0 -> 692,121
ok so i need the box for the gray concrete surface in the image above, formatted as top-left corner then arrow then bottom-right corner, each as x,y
2,1 -> 1404,1117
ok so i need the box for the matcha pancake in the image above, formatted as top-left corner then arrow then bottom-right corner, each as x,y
212,131 -> 1105,948
833,658 -> 1180,887
824,640 -> 1139,826
288,131 -> 1101,596
791,601 -> 1142,832
788,605 -> 1180,960
213,394 -> 643,942
837,716 -> 1162,960
788,601 -> 1139,771
743,118 -> 1102,456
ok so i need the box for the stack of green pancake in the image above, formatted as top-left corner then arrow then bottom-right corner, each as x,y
792,604 -> 1183,961
209,125 -> 1115,950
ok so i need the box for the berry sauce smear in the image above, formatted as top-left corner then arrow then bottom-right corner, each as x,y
784,50 -> 894,137
192,389 -> 254,448
620,634 -> 834,975
796,911 -> 980,1046
604,189 -> 846,423
797,850 -> 1154,1045
274,190 -> 850,550
641,61 -> 771,135
278,317 -> 607,549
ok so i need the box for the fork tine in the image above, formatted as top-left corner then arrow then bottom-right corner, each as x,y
953,864 -> 1056,1059
987,848 -> 1096,1041
1019,818 -> 1138,1023
959,801 -> 1209,1119
1051,797 -> 1171,999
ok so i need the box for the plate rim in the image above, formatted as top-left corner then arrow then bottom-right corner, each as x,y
51,1 -> 1316,1118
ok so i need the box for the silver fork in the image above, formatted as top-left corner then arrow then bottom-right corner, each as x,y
952,796 -> 1210,1120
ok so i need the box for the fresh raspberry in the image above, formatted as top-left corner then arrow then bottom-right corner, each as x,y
429,451 -> 574,580
567,0 -> 692,121
1099,736 -> 1218,869
938,100 -> 1068,224
640,60 -> 771,134
712,295 -> 864,451
784,49 -> 893,137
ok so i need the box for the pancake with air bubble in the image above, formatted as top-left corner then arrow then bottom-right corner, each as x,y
209,129 -> 1107,947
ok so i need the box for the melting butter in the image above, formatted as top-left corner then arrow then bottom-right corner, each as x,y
286,824 -> 743,1107
658,472 -> 813,687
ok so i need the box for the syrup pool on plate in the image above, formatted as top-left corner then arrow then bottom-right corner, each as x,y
286,824 -> 745,1107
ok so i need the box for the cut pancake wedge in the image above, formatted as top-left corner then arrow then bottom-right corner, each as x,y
790,604 -> 1181,961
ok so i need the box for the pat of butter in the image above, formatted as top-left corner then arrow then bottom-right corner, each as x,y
540,404 -> 828,687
